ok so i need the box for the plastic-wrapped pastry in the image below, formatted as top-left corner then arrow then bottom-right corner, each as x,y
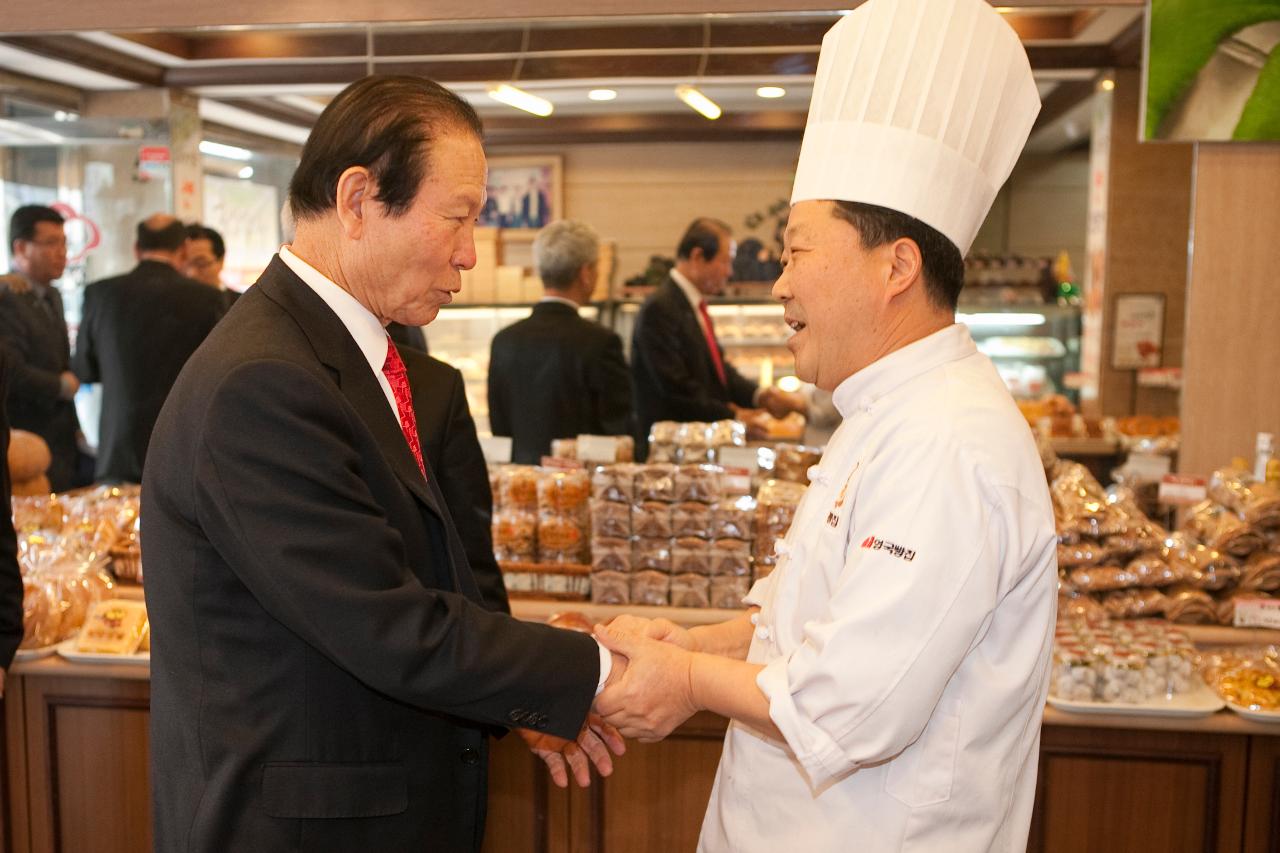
671,502 -> 712,539
711,496 -> 756,541
710,539 -> 753,577
537,515 -> 586,564
1239,550 -> 1280,592
674,465 -> 722,504
590,499 -> 632,539
1127,552 -> 1178,588
1057,591 -> 1108,624
1162,585 -> 1218,624
590,570 -> 631,605
710,575 -> 751,610
632,538 -> 672,573
590,537 -> 632,574
1182,499 -> 1267,557
1163,535 -> 1242,590
630,570 -> 670,606
1058,541 -> 1107,568
753,553 -> 778,580
1066,564 -> 1136,592
675,422 -> 713,463
707,420 -> 746,454
497,466 -> 540,512
537,469 -> 590,516
1209,467 -> 1280,528
671,537 -> 712,576
492,510 -> 536,561
549,438 -> 577,460
670,573 -> 711,608
591,464 -> 636,503
1201,646 -> 1280,710
631,501 -> 673,539
755,480 -> 807,559
1051,641 -> 1098,701
634,464 -> 678,503
1099,587 -> 1167,619
773,444 -> 823,486
1050,461 -> 1127,538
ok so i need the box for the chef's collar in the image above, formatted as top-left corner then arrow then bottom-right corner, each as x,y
831,323 -> 977,418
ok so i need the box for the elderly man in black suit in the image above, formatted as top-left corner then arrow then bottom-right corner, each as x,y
74,214 -> 226,483
630,217 -> 784,448
142,75 -> 624,853
0,205 -> 85,491
488,219 -> 633,463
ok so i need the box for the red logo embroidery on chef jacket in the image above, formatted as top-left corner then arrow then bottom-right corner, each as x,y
860,536 -> 916,562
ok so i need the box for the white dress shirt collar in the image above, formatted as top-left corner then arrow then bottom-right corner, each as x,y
278,246 -> 400,424
669,268 -> 706,313
538,294 -> 582,311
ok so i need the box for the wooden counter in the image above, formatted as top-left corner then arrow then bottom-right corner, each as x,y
6,624 -> 1280,852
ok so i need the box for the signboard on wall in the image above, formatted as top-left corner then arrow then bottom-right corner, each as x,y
1111,293 -> 1165,369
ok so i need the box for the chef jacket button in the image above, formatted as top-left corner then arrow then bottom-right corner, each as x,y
460,748 -> 480,765
774,540 -> 790,557
755,625 -> 771,641
750,612 -> 760,626
806,465 -> 825,484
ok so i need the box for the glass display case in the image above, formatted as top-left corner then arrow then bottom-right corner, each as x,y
957,303 -> 1082,401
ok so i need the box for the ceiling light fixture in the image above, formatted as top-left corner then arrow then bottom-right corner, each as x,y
487,83 -> 554,117
588,88 -> 618,102
756,86 -> 787,99
238,165 -> 255,180
676,85 -> 721,120
1100,78 -> 1116,92
199,140 -> 253,161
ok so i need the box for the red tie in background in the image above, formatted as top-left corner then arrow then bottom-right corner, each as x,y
381,335 -> 427,480
697,299 -> 728,387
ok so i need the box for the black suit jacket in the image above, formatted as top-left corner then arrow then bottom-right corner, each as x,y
74,260 -> 225,483
488,300 -> 633,464
0,279 -> 82,490
0,345 -> 22,670
402,346 -> 508,614
142,257 -> 597,853
630,277 -> 756,441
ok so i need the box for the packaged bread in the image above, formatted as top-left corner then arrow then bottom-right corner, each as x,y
591,464 -> 636,503
1050,461 -> 1126,538
632,501 -> 673,539
1201,646 -> 1280,710
1066,564 -> 1136,593
492,510 -> 536,561
670,573 -> 711,608
671,502 -> 712,539
1209,467 -> 1280,528
1057,591 -> 1109,625
1127,552 -> 1178,588
675,422 -> 713,463
1163,535 -> 1242,590
549,438 -> 577,460
497,466 -> 539,512
1058,541 -> 1107,568
710,575 -> 751,609
12,494 -> 66,535
591,537 -> 632,574
590,570 -> 631,605
773,444 -> 823,486
711,496 -> 756,540
630,570 -> 670,606
671,537 -> 712,576
647,421 -> 681,463
1162,585 -> 1218,624
1182,499 -> 1267,557
707,420 -> 747,456
711,539 -> 753,577
755,480 -> 807,558
21,576 -> 60,649
674,465 -> 722,504
1099,588 -> 1167,619
1240,550 -> 1280,592
632,538 -> 672,574
590,499 -> 632,539
1051,641 -> 1099,701
634,464 -> 677,503
753,553 -> 778,580
537,515 -> 586,564
75,599 -> 148,655
537,469 -> 590,516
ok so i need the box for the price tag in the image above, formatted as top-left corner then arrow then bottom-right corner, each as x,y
1127,452 -> 1172,480
479,435 -> 512,464
717,446 -> 760,473
1234,598 -> 1280,629
1158,474 -> 1206,506
577,434 -> 621,463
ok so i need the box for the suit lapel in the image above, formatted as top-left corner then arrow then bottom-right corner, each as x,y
665,277 -> 721,389
255,259 -> 443,520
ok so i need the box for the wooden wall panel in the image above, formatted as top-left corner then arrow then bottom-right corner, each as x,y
1243,734 -> 1280,853
1180,143 -> 1280,474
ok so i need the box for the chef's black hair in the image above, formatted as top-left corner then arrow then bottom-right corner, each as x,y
831,201 -> 965,311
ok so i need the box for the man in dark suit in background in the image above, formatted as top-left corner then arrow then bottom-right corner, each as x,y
143,75 -> 622,853
630,217 -> 782,446
74,215 -> 225,483
0,344 -> 24,699
184,223 -> 239,309
489,219 -> 633,463
0,205 -> 86,491
403,344 -> 509,614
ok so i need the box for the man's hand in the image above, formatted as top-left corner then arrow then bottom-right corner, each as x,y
607,614 -> 696,651
758,386 -> 805,420
593,623 -> 698,743
519,713 -> 626,788
59,371 -> 80,400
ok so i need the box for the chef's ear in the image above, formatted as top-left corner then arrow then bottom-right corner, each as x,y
884,236 -> 925,302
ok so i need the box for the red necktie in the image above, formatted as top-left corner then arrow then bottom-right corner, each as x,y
381,335 -> 427,481
697,300 -> 728,387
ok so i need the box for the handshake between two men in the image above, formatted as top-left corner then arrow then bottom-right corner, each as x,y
518,610 -> 775,789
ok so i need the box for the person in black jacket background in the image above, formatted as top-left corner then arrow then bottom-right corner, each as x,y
488,219 -> 633,463
0,343 -> 24,697
74,214 -> 226,483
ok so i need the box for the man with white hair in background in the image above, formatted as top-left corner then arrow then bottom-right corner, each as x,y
592,1 -> 1057,850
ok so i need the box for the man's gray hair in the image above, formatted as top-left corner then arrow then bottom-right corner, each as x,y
534,219 -> 599,290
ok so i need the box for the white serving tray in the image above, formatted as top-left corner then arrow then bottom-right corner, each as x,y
13,644 -> 59,662
1225,701 -> 1280,723
1048,679 -> 1225,718
56,639 -> 149,666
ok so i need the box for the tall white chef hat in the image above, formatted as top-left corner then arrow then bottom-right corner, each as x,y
791,0 -> 1040,256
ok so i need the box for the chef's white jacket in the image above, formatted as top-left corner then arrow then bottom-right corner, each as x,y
699,324 -> 1057,852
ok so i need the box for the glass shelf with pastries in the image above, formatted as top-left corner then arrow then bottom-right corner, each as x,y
956,303 -> 1082,402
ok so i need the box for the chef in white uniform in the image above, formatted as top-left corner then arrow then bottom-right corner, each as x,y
594,1 -> 1057,850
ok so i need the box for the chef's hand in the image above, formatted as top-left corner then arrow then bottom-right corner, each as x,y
593,623 -> 698,742
518,713 -> 626,788
606,614 -> 695,651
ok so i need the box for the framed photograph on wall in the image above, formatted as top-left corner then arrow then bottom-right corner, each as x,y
478,155 -> 562,238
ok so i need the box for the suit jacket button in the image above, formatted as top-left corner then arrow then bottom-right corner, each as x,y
461,748 -> 480,766
508,709 -> 525,723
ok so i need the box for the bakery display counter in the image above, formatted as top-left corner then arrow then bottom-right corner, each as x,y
5,614 -> 1280,853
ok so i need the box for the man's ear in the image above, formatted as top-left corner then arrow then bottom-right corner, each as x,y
334,166 -> 373,240
885,237 -> 925,302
